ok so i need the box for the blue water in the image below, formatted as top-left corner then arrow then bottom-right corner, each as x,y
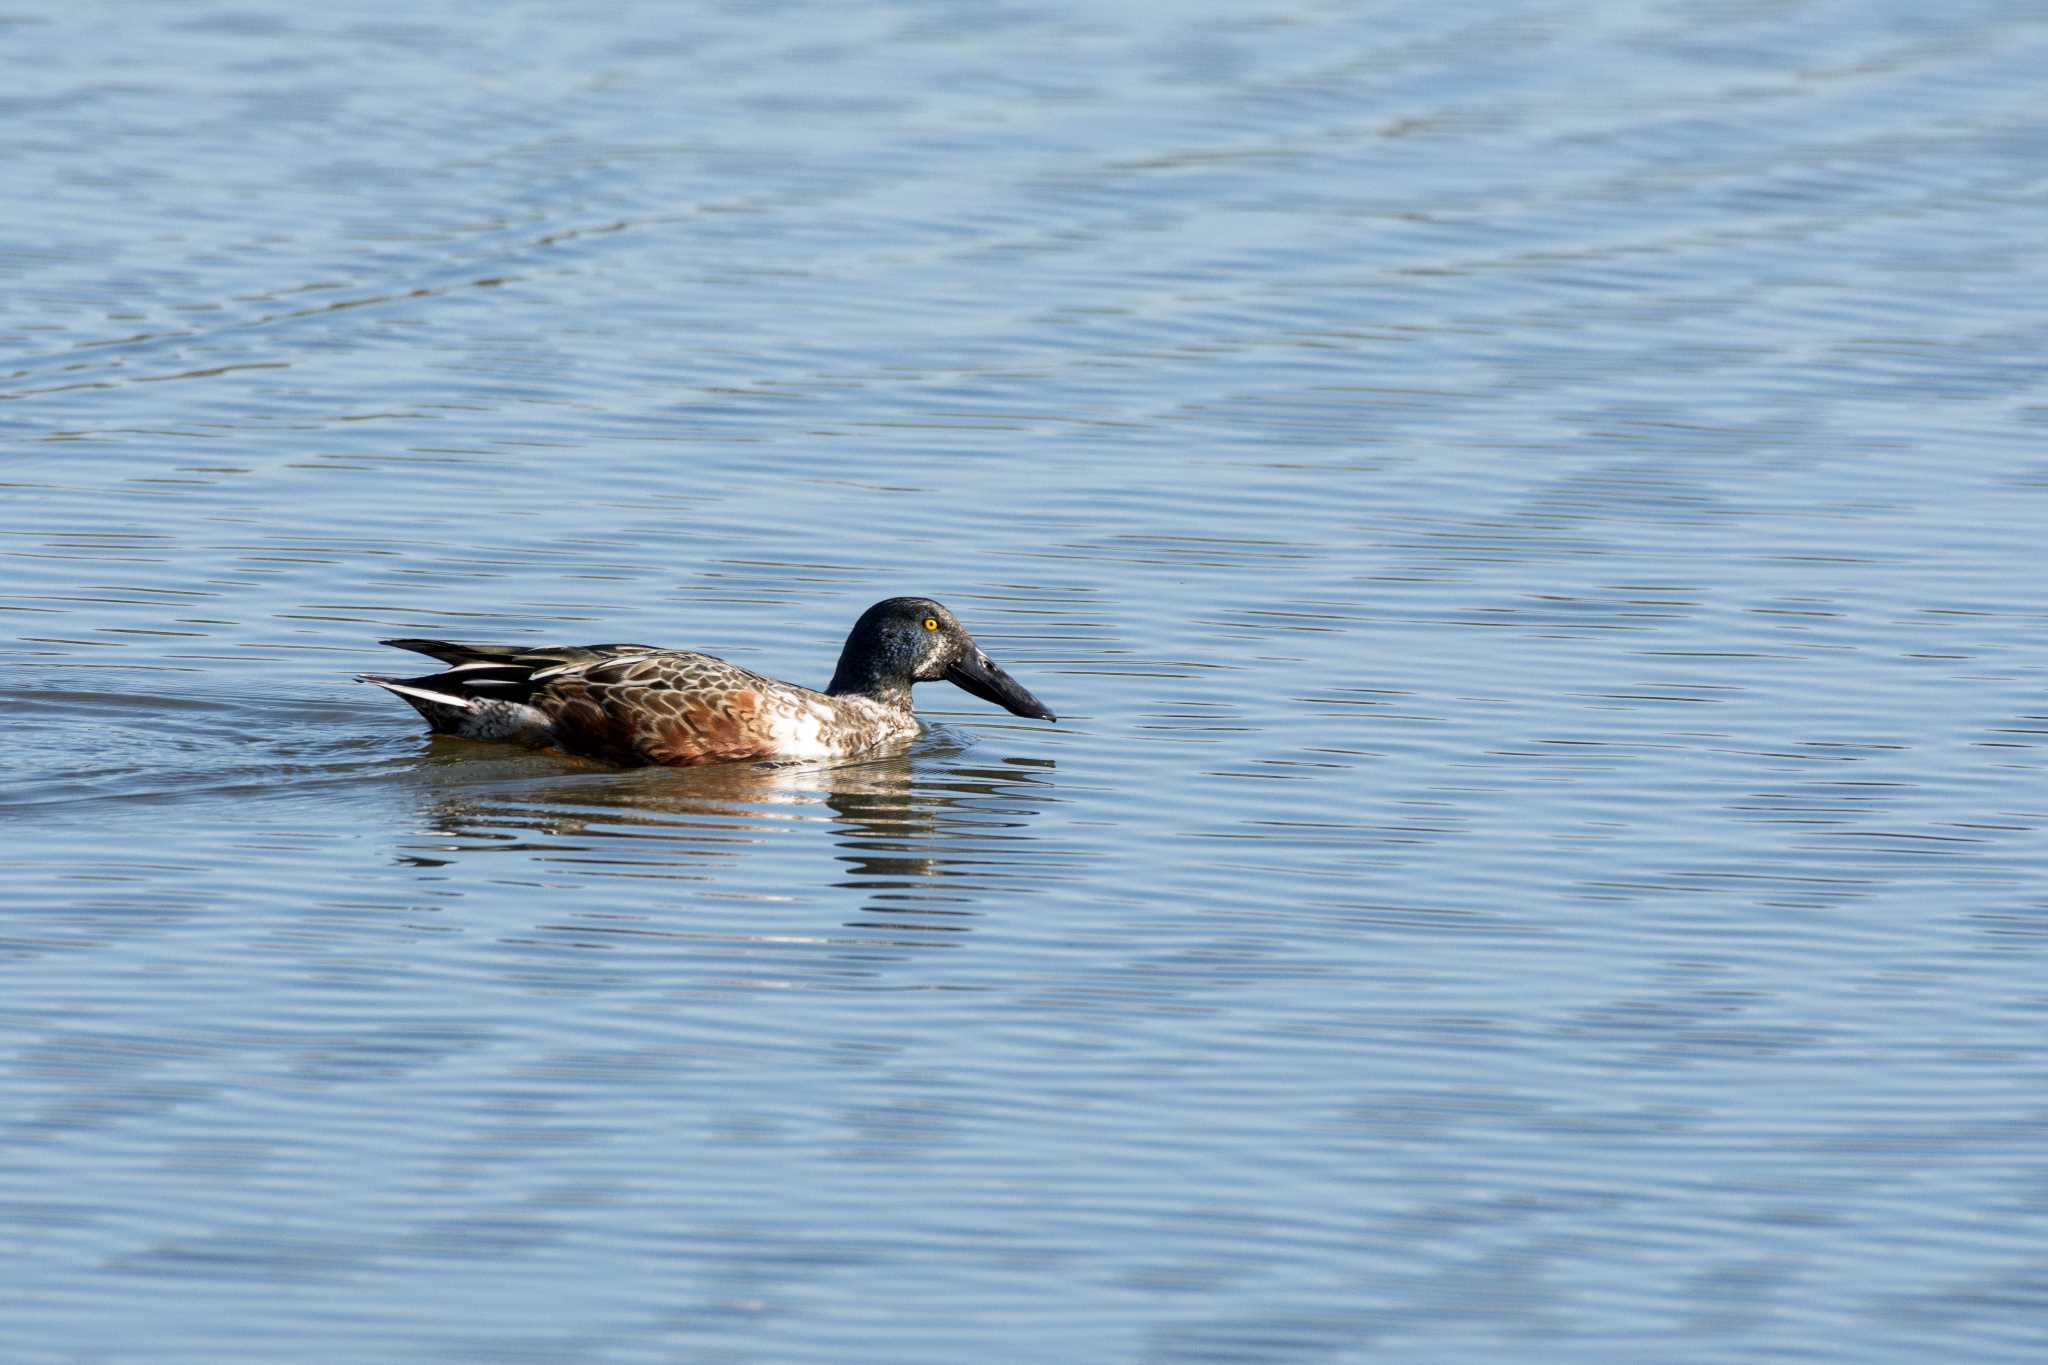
5,1 -> 2048,1360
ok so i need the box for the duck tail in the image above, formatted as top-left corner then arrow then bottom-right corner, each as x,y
359,673 -> 480,732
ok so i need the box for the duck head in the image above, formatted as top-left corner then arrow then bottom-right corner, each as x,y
827,597 -> 1056,722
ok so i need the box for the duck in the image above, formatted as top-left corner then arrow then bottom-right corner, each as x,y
360,596 -> 1056,767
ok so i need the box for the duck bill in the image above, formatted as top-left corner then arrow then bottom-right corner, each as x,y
945,651 -> 1056,722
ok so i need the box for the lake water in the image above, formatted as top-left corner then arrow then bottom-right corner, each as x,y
5,1 -> 2048,1360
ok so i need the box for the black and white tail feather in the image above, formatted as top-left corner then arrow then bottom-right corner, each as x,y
358,637 -> 655,741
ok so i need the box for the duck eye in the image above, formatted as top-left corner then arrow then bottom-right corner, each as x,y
922,617 -> 939,631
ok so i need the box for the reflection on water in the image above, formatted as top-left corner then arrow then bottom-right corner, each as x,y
394,736 -> 1064,956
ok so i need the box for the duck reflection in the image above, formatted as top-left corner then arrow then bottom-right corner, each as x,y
390,731 -> 1060,949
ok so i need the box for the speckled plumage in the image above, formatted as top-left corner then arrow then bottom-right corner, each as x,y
361,597 -> 1055,768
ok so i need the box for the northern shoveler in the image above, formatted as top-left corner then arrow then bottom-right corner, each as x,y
361,596 -> 1056,767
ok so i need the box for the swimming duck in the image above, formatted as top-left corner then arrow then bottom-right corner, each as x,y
361,596 -> 1056,767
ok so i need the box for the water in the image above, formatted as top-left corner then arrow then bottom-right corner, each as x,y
5,1 -> 2048,1359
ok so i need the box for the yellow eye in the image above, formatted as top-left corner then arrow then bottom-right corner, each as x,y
923,617 -> 939,631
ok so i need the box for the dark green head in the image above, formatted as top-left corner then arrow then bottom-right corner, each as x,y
826,596 -> 1056,722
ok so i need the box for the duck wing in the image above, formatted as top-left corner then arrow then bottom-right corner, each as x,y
543,650 -> 813,766
377,638 -> 662,671
368,640 -> 803,766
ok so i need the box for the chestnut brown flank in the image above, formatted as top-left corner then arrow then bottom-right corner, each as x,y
645,690 -> 768,765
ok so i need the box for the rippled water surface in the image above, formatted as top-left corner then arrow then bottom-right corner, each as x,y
6,1 -> 2048,1360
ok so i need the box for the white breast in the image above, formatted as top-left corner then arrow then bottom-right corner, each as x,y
764,694 -> 916,758
764,701 -> 838,759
